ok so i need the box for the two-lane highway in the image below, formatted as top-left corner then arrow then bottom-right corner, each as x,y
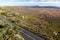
20,28 -> 45,40
0,17 -> 47,40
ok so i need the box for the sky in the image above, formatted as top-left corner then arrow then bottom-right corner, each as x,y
0,0 -> 60,6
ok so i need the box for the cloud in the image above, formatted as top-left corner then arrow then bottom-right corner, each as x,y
0,0 -> 60,6
10,0 -> 14,1
0,2 -> 60,6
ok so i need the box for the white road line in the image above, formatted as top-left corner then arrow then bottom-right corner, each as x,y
22,32 -> 36,40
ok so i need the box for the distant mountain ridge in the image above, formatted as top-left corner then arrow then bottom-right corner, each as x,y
26,6 -> 60,8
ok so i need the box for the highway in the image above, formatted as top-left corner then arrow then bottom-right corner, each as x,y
20,28 -> 45,40
0,17 -> 47,40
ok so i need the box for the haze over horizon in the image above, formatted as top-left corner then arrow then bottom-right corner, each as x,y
0,0 -> 60,7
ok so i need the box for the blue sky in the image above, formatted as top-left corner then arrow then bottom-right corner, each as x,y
0,0 -> 60,6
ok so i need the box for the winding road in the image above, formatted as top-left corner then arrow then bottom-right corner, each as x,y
0,17 -> 47,40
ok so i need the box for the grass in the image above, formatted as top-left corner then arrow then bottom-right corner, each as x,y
0,7 -> 24,40
0,21 -> 24,40
0,7 -> 60,40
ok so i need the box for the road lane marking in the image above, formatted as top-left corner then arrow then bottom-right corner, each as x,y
22,32 -> 36,40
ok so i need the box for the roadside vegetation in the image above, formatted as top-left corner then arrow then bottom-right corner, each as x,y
0,7 -> 60,40
0,7 -> 24,40
0,20 -> 24,40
